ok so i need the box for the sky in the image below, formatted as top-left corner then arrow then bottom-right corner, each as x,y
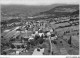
0,0 -> 79,5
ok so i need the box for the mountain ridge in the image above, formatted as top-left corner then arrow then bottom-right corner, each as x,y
34,4 -> 79,17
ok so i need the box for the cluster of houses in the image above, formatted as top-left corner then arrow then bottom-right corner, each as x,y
1,14 -> 79,55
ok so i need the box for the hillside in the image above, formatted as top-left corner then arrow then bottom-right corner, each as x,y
36,5 -> 79,17
1,4 -> 60,17
71,10 -> 79,15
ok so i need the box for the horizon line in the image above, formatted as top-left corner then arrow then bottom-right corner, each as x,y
0,3 -> 79,6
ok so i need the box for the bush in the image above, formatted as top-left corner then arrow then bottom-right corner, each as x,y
52,40 -> 57,44
17,45 -> 20,49
2,51 -> 7,55
11,44 -> 15,49
21,45 -> 25,48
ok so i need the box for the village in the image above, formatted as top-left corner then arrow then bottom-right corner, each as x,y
0,3 -> 79,55
1,13 -> 79,55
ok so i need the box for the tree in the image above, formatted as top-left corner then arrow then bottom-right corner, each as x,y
11,44 -> 15,49
68,36 -> 72,45
21,45 -> 25,48
17,45 -> 20,49
2,51 -> 7,55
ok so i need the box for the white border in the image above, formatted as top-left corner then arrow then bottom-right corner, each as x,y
0,0 -> 80,58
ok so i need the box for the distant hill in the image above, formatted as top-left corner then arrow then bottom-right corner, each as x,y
1,4 -> 61,17
1,4 -> 79,21
36,4 -> 79,17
